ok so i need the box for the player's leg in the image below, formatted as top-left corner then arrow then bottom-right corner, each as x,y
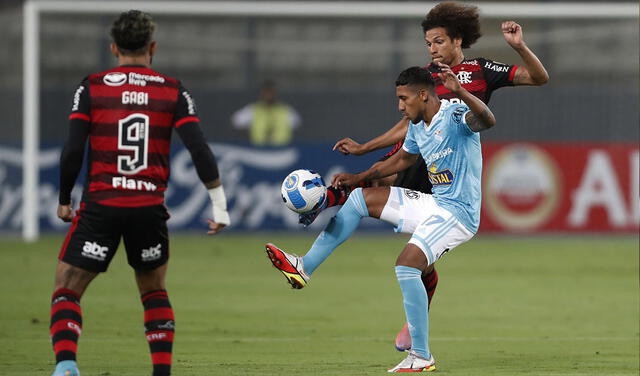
123,205 -> 173,376
135,265 -> 173,376
50,262 -> 97,376
389,244 -> 436,373
266,187 -> 389,288
394,263 -> 438,351
388,193 -> 474,372
51,202 -> 121,376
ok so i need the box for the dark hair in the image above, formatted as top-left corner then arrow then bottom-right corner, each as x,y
395,66 -> 435,91
110,10 -> 155,55
421,1 -> 481,49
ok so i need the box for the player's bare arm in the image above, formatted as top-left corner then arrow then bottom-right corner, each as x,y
333,117 -> 410,155
437,62 -> 496,132
502,21 -> 549,86
332,149 -> 418,188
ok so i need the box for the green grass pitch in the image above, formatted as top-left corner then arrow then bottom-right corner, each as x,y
0,233 -> 637,375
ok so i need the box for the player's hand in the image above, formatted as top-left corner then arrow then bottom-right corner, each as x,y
331,172 -> 361,188
436,62 -> 462,93
502,21 -> 524,49
333,138 -> 366,155
206,219 -> 227,235
57,203 -> 74,222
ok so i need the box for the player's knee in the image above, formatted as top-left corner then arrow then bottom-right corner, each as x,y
54,262 -> 97,295
135,265 -> 167,295
361,186 -> 390,218
395,244 -> 428,270
344,187 -> 369,217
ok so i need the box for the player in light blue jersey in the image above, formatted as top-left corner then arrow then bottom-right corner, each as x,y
265,64 -> 495,372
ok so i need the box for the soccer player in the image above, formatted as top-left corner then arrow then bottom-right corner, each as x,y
313,1 -> 549,351
266,64 -> 496,372
49,10 -> 230,376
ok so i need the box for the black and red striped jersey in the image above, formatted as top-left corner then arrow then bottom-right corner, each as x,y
63,65 -> 215,207
384,57 -> 517,158
431,57 -> 517,104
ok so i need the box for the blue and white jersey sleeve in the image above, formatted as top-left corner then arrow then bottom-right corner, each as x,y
402,121 -> 421,154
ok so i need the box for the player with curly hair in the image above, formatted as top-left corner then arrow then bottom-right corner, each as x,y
307,0 -> 548,353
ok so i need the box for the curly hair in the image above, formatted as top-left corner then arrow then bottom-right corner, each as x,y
110,10 -> 155,55
421,1 -> 481,49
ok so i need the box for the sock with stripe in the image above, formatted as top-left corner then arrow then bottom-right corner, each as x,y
395,266 -> 431,359
302,187 -> 369,275
142,290 -> 175,376
325,186 -> 350,208
325,180 -> 372,209
423,268 -> 439,307
50,288 -> 83,364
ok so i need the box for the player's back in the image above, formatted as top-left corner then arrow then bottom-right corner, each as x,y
73,66 -> 181,207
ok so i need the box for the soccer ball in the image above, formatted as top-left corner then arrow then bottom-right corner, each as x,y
281,169 -> 327,214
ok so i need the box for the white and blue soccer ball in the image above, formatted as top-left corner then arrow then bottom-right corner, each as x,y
281,169 -> 327,214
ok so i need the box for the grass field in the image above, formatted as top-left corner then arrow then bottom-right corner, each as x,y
0,233 -> 637,375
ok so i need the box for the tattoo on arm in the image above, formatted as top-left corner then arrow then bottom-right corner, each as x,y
465,108 -> 495,132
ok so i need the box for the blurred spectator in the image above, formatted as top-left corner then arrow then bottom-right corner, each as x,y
231,80 -> 301,146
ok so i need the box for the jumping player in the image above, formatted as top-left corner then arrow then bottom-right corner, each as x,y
266,64 -> 496,372
310,1 -> 549,351
50,10 -> 229,376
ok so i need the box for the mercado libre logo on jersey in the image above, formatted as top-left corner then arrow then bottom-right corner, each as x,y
483,144 -> 561,231
103,72 -> 127,86
284,173 -> 298,191
427,163 -> 454,186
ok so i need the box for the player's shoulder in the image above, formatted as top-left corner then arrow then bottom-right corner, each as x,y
441,100 -> 469,124
86,66 -> 180,87
472,57 -> 514,74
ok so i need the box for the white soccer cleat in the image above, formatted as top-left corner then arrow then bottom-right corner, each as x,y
387,350 -> 436,373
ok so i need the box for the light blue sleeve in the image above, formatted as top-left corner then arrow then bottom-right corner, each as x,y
402,122 -> 420,154
451,104 -> 474,136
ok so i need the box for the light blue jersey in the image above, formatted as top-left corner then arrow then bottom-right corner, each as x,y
402,100 -> 482,233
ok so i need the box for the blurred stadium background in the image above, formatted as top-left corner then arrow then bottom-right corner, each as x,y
0,1 -> 637,374
0,0 -> 637,237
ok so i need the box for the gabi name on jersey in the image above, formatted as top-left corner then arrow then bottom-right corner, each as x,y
112,176 -> 157,192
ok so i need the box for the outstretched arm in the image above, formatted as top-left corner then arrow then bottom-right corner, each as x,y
331,149 -> 418,188
437,63 -> 496,132
502,21 -> 549,86
175,86 -> 230,234
333,117 -> 409,155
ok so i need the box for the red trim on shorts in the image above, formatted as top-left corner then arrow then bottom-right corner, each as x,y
59,203 -> 85,260
509,65 -> 519,81
69,113 -> 90,122
175,116 -> 199,128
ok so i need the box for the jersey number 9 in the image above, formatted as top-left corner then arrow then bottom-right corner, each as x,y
117,113 -> 149,175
